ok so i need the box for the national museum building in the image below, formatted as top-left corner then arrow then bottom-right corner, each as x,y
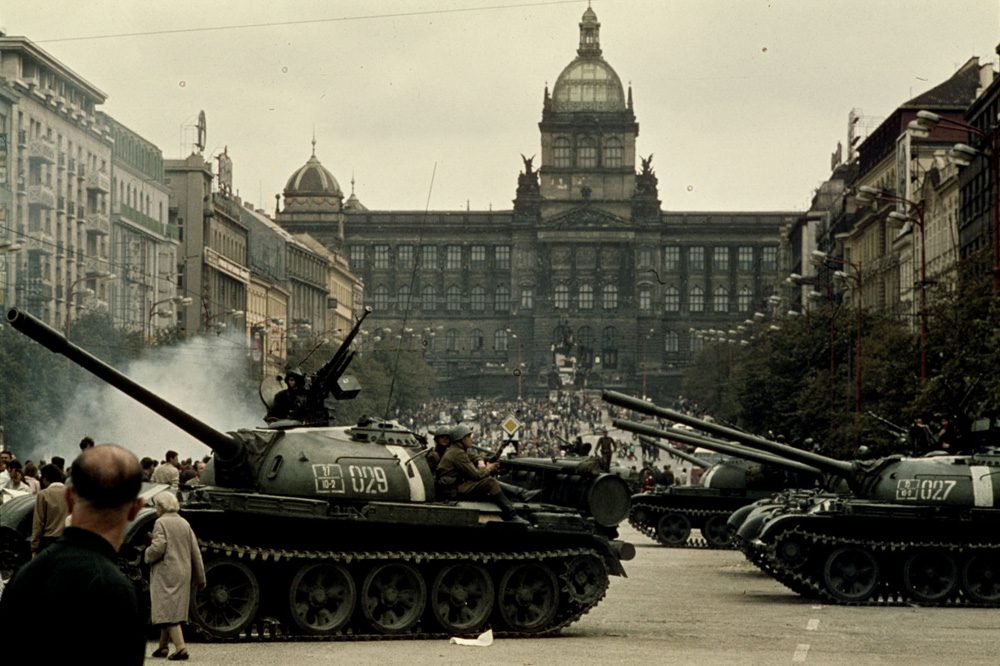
278,8 -> 797,399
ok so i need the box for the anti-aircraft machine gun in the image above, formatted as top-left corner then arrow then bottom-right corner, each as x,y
2,306 -> 634,640
604,389 -> 1000,606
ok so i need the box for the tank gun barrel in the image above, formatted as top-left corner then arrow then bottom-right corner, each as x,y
635,435 -> 709,469
615,419 -> 822,477
6,307 -> 242,460
603,390 -> 853,477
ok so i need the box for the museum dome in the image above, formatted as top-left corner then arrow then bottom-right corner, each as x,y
284,143 -> 342,198
550,7 -> 626,113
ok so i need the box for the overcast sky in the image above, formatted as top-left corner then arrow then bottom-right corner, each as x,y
7,0 -> 999,213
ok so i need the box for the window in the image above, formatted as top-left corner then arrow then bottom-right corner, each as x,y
372,285 -> 389,310
664,331 -> 679,353
495,245 -> 510,268
554,137 -> 571,167
762,246 -> 778,271
494,328 -> 508,351
398,285 -> 411,311
349,245 -> 365,269
470,286 -> 486,311
398,245 -> 414,268
446,329 -> 457,351
446,245 -> 462,270
604,137 -> 623,168
373,245 -> 390,269
664,286 -> 679,312
578,283 -> 593,309
602,326 -> 617,369
738,246 -> 754,271
494,284 -> 510,311
422,285 -> 437,311
691,334 -> 704,353
578,137 -> 597,168
690,286 -> 704,312
714,286 -> 729,313
421,245 -> 437,269
713,246 -> 729,271
638,285 -> 651,312
521,287 -> 534,309
637,247 -> 653,268
471,245 -> 486,267
446,285 -> 462,311
554,284 -> 569,309
738,286 -> 753,312
602,284 -> 618,310
664,246 -> 680,271
689,246 -> 705,271
470,329 -> 484,351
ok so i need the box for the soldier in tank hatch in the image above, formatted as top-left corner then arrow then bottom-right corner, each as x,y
266,367 -> 308,422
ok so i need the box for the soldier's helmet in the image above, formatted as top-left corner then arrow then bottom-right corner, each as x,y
285,367 -> 306,384
451,424 -> 474,441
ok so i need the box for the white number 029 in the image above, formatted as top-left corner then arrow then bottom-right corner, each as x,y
348,465 -> 389,495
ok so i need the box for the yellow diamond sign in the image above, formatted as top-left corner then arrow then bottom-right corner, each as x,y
501,415 -> 522,437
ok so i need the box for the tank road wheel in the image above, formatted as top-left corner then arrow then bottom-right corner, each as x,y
631,506 -> 649,526
498,562 -> 559,632
902,551 -> 958,602
702,515 -> 734,549
562,554 -> 608,606
961,554 -> 1000,604
191,560 -> 260,639
822,547 -> 880,602
430,563 -> 494,633
288,563 -> 356,634
655,513 -> 691,546
774,533 -> 811,570
361,563 -> 427,634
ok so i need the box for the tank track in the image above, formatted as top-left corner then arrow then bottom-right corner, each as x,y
757,526 -> 1000,607
188,539 -> 609,640
628,501 -> 732,549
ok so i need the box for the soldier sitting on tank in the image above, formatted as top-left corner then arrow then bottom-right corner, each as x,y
435,425 -> 531,524
425,428 -> 451,472
266,367 -> 308,422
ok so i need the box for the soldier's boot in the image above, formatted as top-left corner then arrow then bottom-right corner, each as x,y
493,491 -> 531,525
498,481 -> 542,502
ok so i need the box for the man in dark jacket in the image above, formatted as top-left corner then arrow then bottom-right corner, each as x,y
266,368 -> 308,421
0,444 -> 147,665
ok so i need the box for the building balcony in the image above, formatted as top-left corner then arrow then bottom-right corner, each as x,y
28,137 -> 57,164
27,183 -> 56,209
85,169 -> 111,193
85,212 -> 111,236
27,233 -> 54,255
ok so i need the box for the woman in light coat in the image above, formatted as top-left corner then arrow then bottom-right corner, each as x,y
145,491 -> 206,660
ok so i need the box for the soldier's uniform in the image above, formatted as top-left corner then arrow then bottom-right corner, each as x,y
435,443 -> 501,499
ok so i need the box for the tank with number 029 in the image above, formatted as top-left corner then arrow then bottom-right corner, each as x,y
603,389 -> 1000,607
5,306 -> 634,641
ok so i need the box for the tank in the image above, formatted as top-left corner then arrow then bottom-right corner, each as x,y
5,307 -> 634,639
608,410 -> 821,548
605,389 -> 1000,607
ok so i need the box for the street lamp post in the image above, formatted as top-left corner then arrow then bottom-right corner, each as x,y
65,270 -> 115,338
909,108 -> 1000,293
0,240 -> 26,308
855,185 -> 929,382
147,296 -> 193,340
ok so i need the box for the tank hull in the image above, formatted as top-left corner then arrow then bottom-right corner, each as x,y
629,487 -> 779,548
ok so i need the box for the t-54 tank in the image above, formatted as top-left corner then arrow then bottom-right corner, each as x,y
608,389 -> 1000,607
603,394 -> 821,548
6,306 -> 634,639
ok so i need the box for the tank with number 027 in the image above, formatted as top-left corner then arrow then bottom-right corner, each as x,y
5,306 -> 634,641
603,389 -> 1000,607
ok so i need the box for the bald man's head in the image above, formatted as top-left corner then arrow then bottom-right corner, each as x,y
69,444 -> 143,510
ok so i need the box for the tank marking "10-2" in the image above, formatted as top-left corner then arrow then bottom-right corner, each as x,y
894,478 -> 958,502
313,464 -> 346,494
312,463 -> 391,495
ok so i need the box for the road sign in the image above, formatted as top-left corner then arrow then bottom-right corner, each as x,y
501,414 -> 522,438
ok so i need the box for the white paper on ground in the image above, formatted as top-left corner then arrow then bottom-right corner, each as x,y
449,629 -> 494,646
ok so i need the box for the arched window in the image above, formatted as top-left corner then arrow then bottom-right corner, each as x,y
578,283 -> 593,309
578,136 -> 598,167
494,284 -> 510,311
554,137 -> 571,168
738,286 -> 753,312
397,285 -> 411,311
446,285 -> 462,311
422,285 -> 436,311
372,285 -> 389,311
638,285 -> 652,312
664,286 -> 679,312
446,329 -> 458,351
602,284 -> 618,310
494,328 -> 508,351
603,137 -> 623,167
690,286 -> 704,312
470,286 -> 486,311
554,284 -> 569,309
714,286 -> 729,313
664,331 -> 679,353
470,329 -> 484,351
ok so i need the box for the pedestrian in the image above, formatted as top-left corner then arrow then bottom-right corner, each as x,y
141,457 -> 158,481
21,462 -> 41,494
0,444 -> 147,664
146,491 -> 206,661
596,429 -> 616,471
79,436 -> 95,451
152,450 -> 181,486
31,464 -> 69,555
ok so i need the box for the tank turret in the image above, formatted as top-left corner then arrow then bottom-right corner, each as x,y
5,306 -> 633,639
